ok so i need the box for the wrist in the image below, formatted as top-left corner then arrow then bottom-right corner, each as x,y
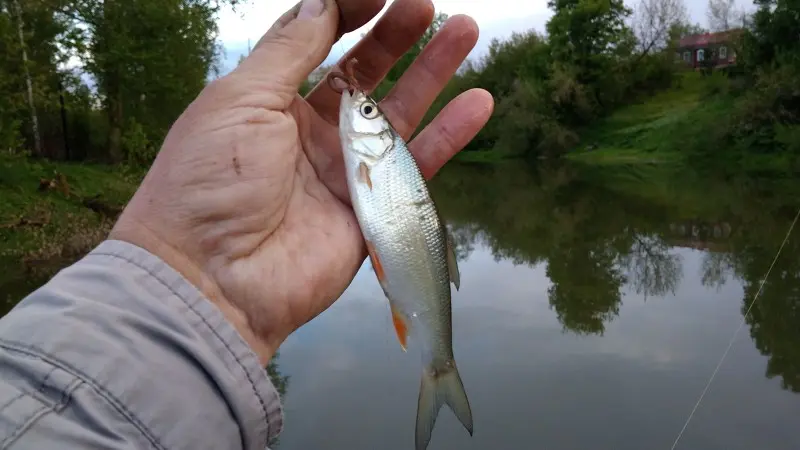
109,217 -> 277,366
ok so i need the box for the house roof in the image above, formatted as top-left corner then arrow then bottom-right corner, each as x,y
678,29 -> 743,48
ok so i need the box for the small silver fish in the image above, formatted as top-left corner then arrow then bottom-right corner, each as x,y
336,73 -> 473,449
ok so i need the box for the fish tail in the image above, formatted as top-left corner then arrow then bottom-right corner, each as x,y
415,359 -> 473,450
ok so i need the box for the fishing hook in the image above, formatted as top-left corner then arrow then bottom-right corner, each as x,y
327,57 -> 361,94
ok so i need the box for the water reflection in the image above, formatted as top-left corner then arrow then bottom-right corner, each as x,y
4,160 -> 800,449
270,161 -> 800,449
430,161 -> 800,390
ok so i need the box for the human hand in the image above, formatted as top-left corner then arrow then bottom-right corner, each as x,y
109,0 -> 494,365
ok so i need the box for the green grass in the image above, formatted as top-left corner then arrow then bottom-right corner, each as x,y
567,71 -> 711,166
0,152 -> 141,302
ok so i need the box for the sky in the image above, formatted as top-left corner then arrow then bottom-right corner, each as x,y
215,0 -> 745,75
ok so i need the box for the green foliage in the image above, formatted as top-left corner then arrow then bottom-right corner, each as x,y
577,0 -> 800,173
546,0 -> 634,92
63,0 -> 242,164
2,0 -> 795,176
668,0 -> 800,169
122,119 -> 155,167
441,0 -> 678,160
0,0 -> 71,156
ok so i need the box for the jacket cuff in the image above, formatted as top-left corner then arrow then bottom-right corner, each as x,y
83,240 -> 284,447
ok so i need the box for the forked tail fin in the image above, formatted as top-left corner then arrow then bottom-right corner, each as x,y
415,360 -> 473,450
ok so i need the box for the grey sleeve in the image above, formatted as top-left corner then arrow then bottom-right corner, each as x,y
0,240 -> 284,450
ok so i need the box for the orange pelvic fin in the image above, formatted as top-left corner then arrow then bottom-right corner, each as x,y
390,303 -> 410,352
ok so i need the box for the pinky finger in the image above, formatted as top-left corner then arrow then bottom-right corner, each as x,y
408,88 -> 495,180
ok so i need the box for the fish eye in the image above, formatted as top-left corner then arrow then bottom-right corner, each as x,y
360,102 -> 379,119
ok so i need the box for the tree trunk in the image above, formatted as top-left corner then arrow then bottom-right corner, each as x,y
104,0 -> 124,163
58,78 -> 70,160
107,90 -> 123,163
12,0 -> 41,157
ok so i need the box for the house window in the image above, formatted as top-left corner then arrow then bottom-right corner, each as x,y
683,51 -> 690,62
719,46 -> 728,59
697,49 -> 705,62
675,52 -> 681,61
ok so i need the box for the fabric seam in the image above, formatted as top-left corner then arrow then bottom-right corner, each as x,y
89,250 -> 273,439
0,340 -> 164,450
0,378 -> 82,449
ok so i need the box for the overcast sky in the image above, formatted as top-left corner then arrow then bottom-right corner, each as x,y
215,0 -> 753,75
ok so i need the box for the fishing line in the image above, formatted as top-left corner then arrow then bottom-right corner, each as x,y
669,204 -> 800,450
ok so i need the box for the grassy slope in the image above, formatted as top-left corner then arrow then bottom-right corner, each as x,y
566,72 -> 717,166
0,152 -> 140,302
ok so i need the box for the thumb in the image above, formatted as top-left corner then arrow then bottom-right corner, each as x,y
236,0 -> 340,91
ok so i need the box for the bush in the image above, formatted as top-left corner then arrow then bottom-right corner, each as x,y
122,119 -> 157,167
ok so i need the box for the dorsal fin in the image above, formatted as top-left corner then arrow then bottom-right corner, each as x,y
432,203 -> 461,291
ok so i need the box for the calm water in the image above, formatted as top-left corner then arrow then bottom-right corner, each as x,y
272,161 -> 800,450
4,161 -> 800,449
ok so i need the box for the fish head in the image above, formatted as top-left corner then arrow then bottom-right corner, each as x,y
339,88 -> 395,162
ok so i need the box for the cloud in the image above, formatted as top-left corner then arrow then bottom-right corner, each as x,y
216,0 -> 553,76
215,0 -> 742,77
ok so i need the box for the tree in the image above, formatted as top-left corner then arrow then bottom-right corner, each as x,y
11,0 -> 41,156
0,0 -> 70,156
742,0 -> 800,68
707,0 -> 738,31
545,0 -> 636,112
546,0 -> 634,71
633,0 -> 689,56
57,0 -> 246,163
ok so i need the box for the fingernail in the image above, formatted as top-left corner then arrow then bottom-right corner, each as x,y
297,0 -> 324,20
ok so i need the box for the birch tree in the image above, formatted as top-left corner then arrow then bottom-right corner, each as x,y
11,0 -> 41,156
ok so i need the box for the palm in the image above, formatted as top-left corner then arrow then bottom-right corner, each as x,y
212,96 -> 369,345
112,0 -> 493,361
216,11 -> 492,352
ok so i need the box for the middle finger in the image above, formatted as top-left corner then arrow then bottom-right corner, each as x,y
379,14 -> 479,140
306,0 -> 435,123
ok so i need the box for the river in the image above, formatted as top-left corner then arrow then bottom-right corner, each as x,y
272,161 -> 800,449
5,160 -> 800,449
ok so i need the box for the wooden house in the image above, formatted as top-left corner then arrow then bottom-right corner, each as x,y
675,29 -> 743,70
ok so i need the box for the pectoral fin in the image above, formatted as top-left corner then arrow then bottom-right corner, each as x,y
390,303 -> 410,352
445,233 -> 460,291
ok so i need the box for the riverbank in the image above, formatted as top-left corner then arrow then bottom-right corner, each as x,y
565,72 -> 704,167
566,71 -> 800,173
0,152 -> 140,303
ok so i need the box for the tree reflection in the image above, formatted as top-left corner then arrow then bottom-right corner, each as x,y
265,352 -> 290,448
431,161 -> 681,335
621,234 -> 682,299
733,223 -> 800,393
431,161 -> 800,393
700,251 -> 735,291
546,240 -> 626,335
